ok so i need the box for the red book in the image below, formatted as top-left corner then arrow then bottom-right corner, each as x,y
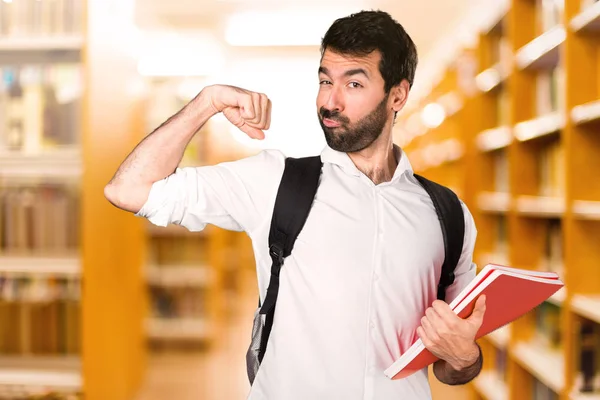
384,264 -> 564,380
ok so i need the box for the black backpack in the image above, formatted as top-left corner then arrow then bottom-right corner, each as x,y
245,155 -> 465,384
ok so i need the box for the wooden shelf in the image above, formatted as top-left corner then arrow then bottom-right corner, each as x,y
0,146 -> 82,181
515,196 -> 565,217
476,126 -> 513,152
570,2 -> 600,33
0,255 -> 80,277
486,325 -> 510,349
511,341 -> 564,394
571,100 -> 600,125
571,294 -> 600,324
0,36 -> 84,52
399,2 -> 600,399
480,1 -> 508,35
477,192 -> 511,213
473,371 -> 508,400
514,112 -> 564,142
573,200 -> 600,220
146,318 -> 212,340
476,64 -> 508,93
569,392 -> 600,400
146,265 -> 214,287
0,356 -> 81,394
515,26 -> 565,70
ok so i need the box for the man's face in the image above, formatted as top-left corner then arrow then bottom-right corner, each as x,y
317,49 -> 391,153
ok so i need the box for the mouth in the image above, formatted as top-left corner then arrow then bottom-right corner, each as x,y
322,118 -> 342,128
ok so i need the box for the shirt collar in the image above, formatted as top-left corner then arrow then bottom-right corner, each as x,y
320,143 -> 414,182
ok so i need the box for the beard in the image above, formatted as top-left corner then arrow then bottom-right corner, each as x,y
318,93 -> 390,153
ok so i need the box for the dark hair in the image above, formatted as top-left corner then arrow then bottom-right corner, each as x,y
320,10 -> 418,93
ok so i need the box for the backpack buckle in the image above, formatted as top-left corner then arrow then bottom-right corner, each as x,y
269,243 -> 284,265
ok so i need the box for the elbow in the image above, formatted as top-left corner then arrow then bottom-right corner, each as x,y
104,182 -> 149,214
104,183 -> 123,208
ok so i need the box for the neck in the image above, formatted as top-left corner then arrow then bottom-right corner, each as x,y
347,129 -> 397,185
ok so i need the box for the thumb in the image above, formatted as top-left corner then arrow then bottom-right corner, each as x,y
468,295 -> 486,322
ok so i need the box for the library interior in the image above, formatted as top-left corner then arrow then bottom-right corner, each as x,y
1,0 -> 600,399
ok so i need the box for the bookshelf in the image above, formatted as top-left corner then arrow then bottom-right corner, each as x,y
396,0 -> 600,398
1,0 -> 147,399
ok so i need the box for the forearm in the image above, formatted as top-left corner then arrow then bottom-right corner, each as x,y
105,90 -> 216,212
433,343 -> 482,385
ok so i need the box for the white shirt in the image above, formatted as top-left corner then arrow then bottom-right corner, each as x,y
136,144 -> 478,400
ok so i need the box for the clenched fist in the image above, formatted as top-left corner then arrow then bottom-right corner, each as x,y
202,84 -> 272,140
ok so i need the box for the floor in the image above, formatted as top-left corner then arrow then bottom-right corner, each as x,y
134,274 -> 470,400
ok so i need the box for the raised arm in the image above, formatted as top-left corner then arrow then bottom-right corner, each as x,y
103,84 -> 272,213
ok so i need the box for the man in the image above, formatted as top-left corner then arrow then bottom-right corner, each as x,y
105,10 -> 485,400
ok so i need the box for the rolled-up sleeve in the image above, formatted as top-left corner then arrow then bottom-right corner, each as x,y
135,149 -> 286,234
442,201 -> 478,304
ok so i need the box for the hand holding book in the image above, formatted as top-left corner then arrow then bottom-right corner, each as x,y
385,264 -> 564,380
417,295 -> 486,371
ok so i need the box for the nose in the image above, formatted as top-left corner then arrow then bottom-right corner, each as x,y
323,85 -> 344,113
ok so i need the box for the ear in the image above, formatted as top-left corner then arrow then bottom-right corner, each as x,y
390,79 -> 410,113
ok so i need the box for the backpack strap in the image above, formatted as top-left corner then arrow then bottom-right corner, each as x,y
258,155 -> 322,362
414,174 -> 465,301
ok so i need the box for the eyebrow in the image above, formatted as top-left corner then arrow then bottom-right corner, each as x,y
318,66 -> 369,79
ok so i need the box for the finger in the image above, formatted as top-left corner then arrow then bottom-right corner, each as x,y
417,326 -> 434,349
420,316 -> 439,343
425,307 -> 444,330
259,93 -> 269,129
468,295 -> 487,322
238,122 -> 265,140
265,98 -> 272,130
239,93 -> 255,121
249,92 -> 262,125
432,299 -> 460,326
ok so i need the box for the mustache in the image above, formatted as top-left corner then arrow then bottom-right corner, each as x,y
319,107 -> 350,124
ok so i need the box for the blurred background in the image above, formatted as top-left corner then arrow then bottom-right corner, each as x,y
1,0 -> 600,399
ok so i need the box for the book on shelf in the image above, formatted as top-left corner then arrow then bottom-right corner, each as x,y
533,376 -> 560,400
0,275 -> 80,355
0,64 -> 82,153
534,301 -> 561,349
543,219 -> 563,276
384,264 -> 564,380
0,0 -> 83,38
0,185 -> 79,254
493,150 -> 509,193
536,67 -> 564,117
573,317 -> 600,394
149,285 -> 208,321
496,347 -> 508,382
490,35 -> 512,76
148,237 -> 208,266
536,0 -> 564,35
496,87 -> 511,127
494,216 -> 509,256
537,140 -> 565,198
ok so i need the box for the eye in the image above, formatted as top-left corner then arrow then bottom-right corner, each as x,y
349,82 -> 362,88
319,80 -> 332,85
